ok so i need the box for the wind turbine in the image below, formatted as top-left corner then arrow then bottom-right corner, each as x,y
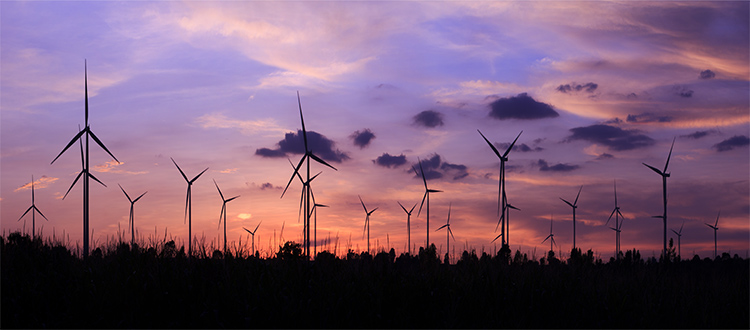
398,201 -> 417,254
51,61 -> 119,258
670,220 -> 684,259
288,158 -> 323,252
560,185 -> 583,250
172,157 -> 208,258
541,215 -> 557,252
477,129 -> 522,247
504,194 -> 521,246
118,184 -> 147,246
642,137 -> 675,259
606,180 -> 625,258
415,158 -> 442,249
358,195 -> 377,255
243,220 -> 262,256
281,91 -> 337,258
214,179 -> 239,255
705,212 -> 720,259
17,176 -> 49,240
310,202 -> 328,257
435,203 -> 456,263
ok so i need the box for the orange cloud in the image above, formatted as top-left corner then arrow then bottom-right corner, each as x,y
92,161 -> 147,175
14,176 -> 59,192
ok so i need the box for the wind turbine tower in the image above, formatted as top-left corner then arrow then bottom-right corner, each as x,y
705,212 -> 720,259
17,176 -> 49,240
214,179 -> 239,255
415,158 -> 442,250
560,185 -> 583,250
118,184 -> 147,246
172,158 -> 208,258
642,137 -> 675,259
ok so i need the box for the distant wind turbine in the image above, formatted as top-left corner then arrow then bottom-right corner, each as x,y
51,61 -> 119,258
398,201 -> 417,254
118,184 -> 147,246
670,220 -> 685,259
358,195 -> 378,255
477,130 -> 522,247
435,203 -> 456,263
310,202 -> 328,257
560,185 -> 583,250
172,157 -> 208,258
542,215 -> 557,252
504,193 -> 520,246
17,176 -> 49,240
605,180 -> 625,259
288,158 -> 323,248
281,91 -> 337,259
642,137 -> 675,259
243,220 -> 262,256
214,179 -> 239,255
415,158 -> 442,249
705,212 -> 720,259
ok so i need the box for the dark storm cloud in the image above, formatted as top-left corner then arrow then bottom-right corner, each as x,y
714,135 -> 750,152
411,154 -> 469,181
412,110 -> 444,128
495,142 -> 543,153
373,153 -> 407,168
255,130 -> 350,162
350,129 -> 376,149
488,93 -> 559,120
556,82 -> 598,93
700,70 -> 716,79
681,130 -> 715,139
626,113 -> 673,123
537,159 -> 580,172
566,124 -> 655,151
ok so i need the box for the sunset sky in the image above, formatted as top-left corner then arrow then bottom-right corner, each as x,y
2,1 -> 748,260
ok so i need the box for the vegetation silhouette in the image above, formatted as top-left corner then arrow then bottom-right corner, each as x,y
2,232 -> 748,328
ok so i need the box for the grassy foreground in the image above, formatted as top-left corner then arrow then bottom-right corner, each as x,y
2,232 -> 748,328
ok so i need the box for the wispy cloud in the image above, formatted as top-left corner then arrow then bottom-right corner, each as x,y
197,113 -> 287,136
14,176 -> 59,192
92,161 -> 148,175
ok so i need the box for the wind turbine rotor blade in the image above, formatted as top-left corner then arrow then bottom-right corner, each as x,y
34,206 -> 50,221
87,172 -> 107,187
417,192 -> 427,217
551,236 -> 556,247
88,129 -> 119,163
309,153 -> 337,171
218,204 -> 226,229
297,91 -> 309,152
118,184 -> 132,202
214,179 -> 225,200
560,198 -> 574,208
191,168 -> 209,183
309,171 -> 323,182
417,159 -> 428,188
281,156 -> 306,198
679,221 -> 684,233
715,211 -> 720,227
171,158 -> 189,182
253,220 -> 262,234
643,163 -> 664,176
613,180 -> 618,206
184,187 -> 190,224
449,227 -> 456,241
226,196 -> 240,203
542,235 -> 551,244
17,206 -> 34,221
491,233 -> 503,243
671,229 -> 679,235
370,207 -> 378,214
133,191 -> 147,203
574,186 -> 582,205
477,129 -> 503,158
606,209 -> 617,226
495,212 -> 505,232
409,203 -> 417,213
398,201 -> 408,213
436,224 -> 448,231
428,189 -> 442,193
664,137 -> 676,172
243,227 -> 252,234
507,204 -> 520,211
51,129 -> 86,164
616,209 -> 624,219
359,195 -> 368,213
62,171 -> 85,200
502,131 -> 523,158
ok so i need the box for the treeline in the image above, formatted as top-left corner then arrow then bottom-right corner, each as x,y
2,232 -> 747,328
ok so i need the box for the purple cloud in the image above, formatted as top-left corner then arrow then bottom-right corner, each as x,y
373,153 -> 407,168
413,110 -> 444,128
255,130 -> 350,162
567,124 -> 655,151
489,93 -> 559,120
714,135 -> 749,152
350,129 -> 376,149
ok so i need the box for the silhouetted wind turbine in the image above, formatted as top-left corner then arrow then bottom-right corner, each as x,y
17,176 -> 49,240
560,185 -> 583,250
310,202 -> 328,257
281,91 -> 337,258
643,137 -> 675,259
415,158 -> 442,249
118,184 -> 147,246
477,129 -> 522,247
605,180 -> 625,258
243,220 -> 262,256
359,195 -> 377,255
435,203 -> 456,263
51,61 -> 119,258
705,212 -> 720,259
504,194 -> 520,246
398,201 -> 417,254
670,220 -> 685,259
172,158 -> 208,258
542,215 -> 557,252
214,179 -> 239,255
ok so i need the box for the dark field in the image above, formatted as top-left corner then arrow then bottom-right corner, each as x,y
2,232 -> 748,328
